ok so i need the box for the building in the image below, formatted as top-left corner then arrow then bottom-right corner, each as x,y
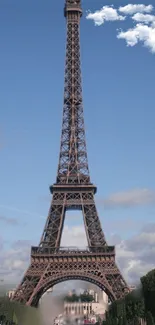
64,288 -> 108,317
88,290 -> 98,303
64,301 -> 108,317
98,289 -> 108,304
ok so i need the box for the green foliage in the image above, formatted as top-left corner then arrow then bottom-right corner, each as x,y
146,312 -> 155,325
0,297 -> 14,322
64,293 -> 79,302
103,268 -> 155,325
80,293 -> 94,302
0,297 -> 42,325
64,293 -> 94,302
141,269 -> 155,320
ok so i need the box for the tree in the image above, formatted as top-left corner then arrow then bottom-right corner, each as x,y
64,293 -> 94,303
64,294 -> 79,302
141,269 -> 155,320
146,312 -> 155,325
80,293 -> 94,302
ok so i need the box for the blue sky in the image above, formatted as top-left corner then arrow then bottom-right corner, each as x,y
0,0 -> 155,285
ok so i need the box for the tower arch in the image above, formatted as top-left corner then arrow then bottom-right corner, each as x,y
27,274 -> 116,307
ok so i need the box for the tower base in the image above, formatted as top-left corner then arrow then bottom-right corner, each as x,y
12,247 -> 129,307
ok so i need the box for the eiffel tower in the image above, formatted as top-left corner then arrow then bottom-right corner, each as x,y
12,0 -> 129,307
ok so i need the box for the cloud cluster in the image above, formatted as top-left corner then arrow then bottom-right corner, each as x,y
0,240 -> 32,286
86,3 -> 155,53
116,223 -> 155,283
86,6 -> 125,26
103,188 -> 155,208
117,24 -> 155,53
132,12 -> 155,24
119,4 -> 153,15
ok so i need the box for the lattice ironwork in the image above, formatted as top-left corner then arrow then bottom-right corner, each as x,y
58,0 -> 88,186
39,187 -> 106,248
12,249 -> 129,307
12,0 -> 129,306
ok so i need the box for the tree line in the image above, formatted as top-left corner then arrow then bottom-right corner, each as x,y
64,292 -> 94,302
103,269 -> 155,325
0,297 -> 41,325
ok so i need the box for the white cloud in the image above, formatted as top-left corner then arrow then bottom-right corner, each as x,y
61,225 -> 88,247
86,6 -> 125,26
86,3 -> 155,54
119,4 -> 153,15
117,23 -> 155,53
116,226 -> 155,283
132,12 -> 155,25
0,240 -> 32,286
103,188 -> 155,208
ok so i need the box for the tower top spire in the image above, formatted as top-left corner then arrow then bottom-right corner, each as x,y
64,0 -> 82,17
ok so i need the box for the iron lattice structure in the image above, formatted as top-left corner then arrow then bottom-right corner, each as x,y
12,0 -> 129,307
